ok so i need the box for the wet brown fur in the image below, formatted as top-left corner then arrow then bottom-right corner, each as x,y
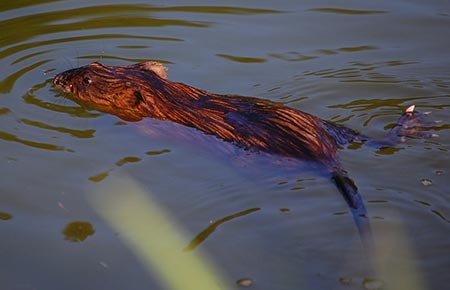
54,62 -> 357,167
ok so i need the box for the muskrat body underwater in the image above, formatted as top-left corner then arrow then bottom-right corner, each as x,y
54,61 -> 435,245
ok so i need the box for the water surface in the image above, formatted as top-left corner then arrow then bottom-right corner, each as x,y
1,1 -> 449,289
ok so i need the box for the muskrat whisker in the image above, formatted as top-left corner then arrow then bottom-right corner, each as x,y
62,56 -> 74,70
40,67 -> 57,77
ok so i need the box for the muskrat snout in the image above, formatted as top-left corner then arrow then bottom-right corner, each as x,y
53,73 -> 64,87
54,71 -> 75,94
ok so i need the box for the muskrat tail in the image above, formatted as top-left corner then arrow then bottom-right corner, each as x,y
331,168 -> 375,255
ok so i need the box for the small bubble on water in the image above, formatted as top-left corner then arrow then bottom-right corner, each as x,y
421,178 -> 433,186
236,277 -> 253,287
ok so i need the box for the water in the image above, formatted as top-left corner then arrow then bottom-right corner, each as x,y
1,1 -> 449,289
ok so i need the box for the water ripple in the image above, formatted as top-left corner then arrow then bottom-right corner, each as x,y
308,8 -> 387,15
19,118 -> 95,138
216,54 -> 267,63
0,2 -> 448,289
0,60 -> 51,93
0,130 -> 66,151
1,34 -> 181,63
24,86 -> 102,118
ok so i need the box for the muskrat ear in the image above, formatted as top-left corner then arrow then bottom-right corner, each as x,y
89,62 -> 105,68
137,61 -> 168,79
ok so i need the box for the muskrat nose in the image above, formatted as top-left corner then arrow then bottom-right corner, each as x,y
54,74 -> 63,86
53,73 -> 74,93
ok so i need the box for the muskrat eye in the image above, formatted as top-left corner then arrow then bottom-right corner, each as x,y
83,77 -> 92,85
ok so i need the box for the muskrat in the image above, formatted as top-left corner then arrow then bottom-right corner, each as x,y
54,61 -> 435,246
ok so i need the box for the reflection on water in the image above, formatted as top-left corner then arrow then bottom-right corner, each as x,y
0,4 -> 280,57
89,171 -> 110,183
431,209 -> 449,223
19,118 -> 95,138
269,51 -> 318,62
0,129 -> 66,151
303,62 -> 444,88
0,60 -> 51,93
145,148 -> 171,156
24,80 -> 102,118
216,54 -> 267,63
89,149 -> 173,182
328,95 -> 449,128
0,0 -> 449,290
308,8 -> 387,15
63,221 -> 95,242
184,208 -> 261,252
0,212 -> 13,220
0,107 -> 11,115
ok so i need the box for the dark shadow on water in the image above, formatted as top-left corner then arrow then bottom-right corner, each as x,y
183,208 -> 261,252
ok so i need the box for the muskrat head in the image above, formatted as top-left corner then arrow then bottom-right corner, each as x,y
54,61 -> 168,121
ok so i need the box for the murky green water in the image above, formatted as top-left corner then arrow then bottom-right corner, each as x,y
1,1 -> 449,290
